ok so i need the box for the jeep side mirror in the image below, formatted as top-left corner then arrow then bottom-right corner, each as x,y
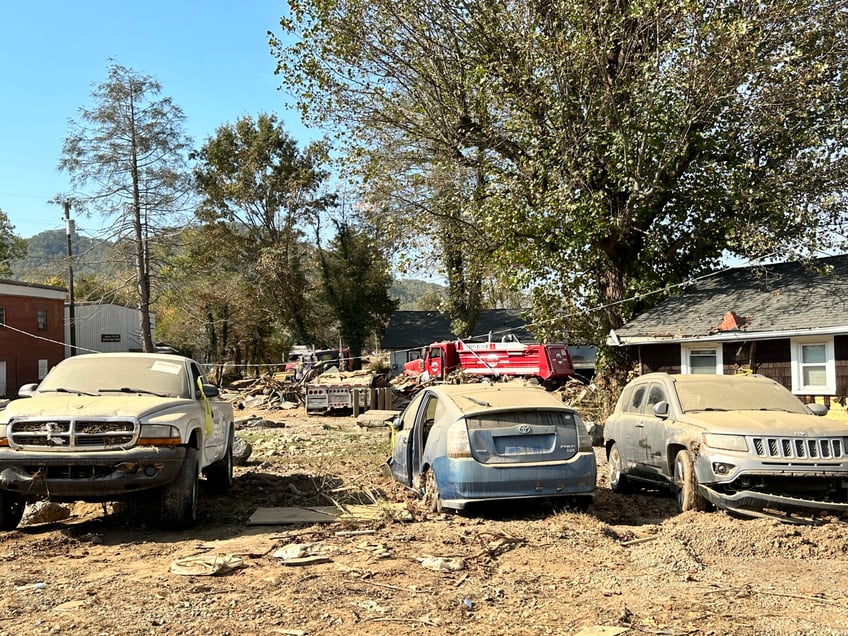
653,401 -> 669,418
807,403 -> 828,416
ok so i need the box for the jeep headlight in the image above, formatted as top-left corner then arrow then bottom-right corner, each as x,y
702,433 -> 748,452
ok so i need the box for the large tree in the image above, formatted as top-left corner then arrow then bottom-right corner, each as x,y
317,219 -> 398,365
59,63 -> 193,352
193,113 -> 336,345
272,0 -> 848,384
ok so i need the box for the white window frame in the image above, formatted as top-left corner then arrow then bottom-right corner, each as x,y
680,344 -> 724,375
790,337 -> 836,395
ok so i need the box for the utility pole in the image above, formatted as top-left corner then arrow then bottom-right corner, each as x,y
64,201 -> 77,356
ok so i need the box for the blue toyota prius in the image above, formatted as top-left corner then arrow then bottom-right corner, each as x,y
388,383 -> 597,513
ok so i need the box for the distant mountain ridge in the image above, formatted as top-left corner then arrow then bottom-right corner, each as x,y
13,230 -> 447,308
10,229 -> 115,282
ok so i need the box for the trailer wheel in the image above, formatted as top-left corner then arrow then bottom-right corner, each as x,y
160,446 -> 199,529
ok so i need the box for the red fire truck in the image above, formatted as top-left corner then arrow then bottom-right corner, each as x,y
402,336 -> 574,387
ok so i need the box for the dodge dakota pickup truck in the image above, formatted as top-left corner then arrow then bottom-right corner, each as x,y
0,353 -> 234,530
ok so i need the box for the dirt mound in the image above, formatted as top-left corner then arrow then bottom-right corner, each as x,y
2,406 -> 848,635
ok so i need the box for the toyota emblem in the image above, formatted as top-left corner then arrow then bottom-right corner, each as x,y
518,424 -> 532,434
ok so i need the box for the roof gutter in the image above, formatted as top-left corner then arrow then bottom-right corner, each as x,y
607,325 -> 848,347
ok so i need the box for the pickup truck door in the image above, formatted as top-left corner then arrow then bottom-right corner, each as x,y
191,362 -> 226,467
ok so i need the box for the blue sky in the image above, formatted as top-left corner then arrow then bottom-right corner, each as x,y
0,1 -> 316,239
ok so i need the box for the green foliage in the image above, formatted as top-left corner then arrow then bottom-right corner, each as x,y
272,0 -> 848,381
193,113 -> 336,347
0,209 -> 26,277
317,219 -> 398,363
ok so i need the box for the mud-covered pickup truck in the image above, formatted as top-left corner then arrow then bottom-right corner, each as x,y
0,353 -> 234,530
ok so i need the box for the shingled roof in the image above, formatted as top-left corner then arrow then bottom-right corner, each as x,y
610,254 -> 848,345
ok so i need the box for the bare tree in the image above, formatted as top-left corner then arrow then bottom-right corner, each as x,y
59,62 -> 193,352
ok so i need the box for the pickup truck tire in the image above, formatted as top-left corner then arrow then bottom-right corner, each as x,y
204,426 -> 234,492
160,446 -> 199,529
0,492 -> 25,530
674,449 -> 708,513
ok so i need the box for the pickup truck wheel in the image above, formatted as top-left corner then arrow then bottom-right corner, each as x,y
160,446 -> 199,529
608,443 -> 631,493
0,493 -> 25,530
422,469 -> 443,514
674,450 -> 708,513
204,426 -> 234,492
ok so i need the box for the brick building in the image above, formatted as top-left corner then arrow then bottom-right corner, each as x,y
0,279 -> 66,397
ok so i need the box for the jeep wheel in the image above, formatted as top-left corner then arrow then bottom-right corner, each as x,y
204,426 -> 234,492
0,492 -> 25,530
674,449 -> 708,512
608,443 -> 630,493
160,446 -> 199,529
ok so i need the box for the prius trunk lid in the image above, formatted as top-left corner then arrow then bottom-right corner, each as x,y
465,410 -> 580,464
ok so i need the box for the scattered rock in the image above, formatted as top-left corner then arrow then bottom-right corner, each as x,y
233,436 -> 253,465
20,501 -> 71,526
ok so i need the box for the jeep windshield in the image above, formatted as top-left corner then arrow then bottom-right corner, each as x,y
36,356 -> 189,398
675,378 -> 809,414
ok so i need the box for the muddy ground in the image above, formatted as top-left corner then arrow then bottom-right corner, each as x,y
2,403 -> 848,636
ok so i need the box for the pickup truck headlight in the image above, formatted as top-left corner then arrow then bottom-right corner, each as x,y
0,423 -> 6,447
702,433 -> 748,452
137,424 -> 181,446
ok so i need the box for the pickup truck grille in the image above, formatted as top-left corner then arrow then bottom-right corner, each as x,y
8,418 -> 139,450
751,436 -> 845,460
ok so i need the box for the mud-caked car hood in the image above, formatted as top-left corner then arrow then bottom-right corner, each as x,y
1,395 -> 194,422
677,410 -> 847,437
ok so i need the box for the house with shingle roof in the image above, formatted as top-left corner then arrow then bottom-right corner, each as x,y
607,254 -> 848,403
381,309 -> 596,378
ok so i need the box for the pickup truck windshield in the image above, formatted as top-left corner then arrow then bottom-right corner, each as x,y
37,357 -> 190,398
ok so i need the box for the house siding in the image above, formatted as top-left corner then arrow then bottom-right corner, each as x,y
835,335 -> 848,399
641,338 -> 848,406
638,343 -> 680,374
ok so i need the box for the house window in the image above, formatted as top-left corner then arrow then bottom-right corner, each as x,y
0,307 -> 5,327
791,338 -> 835,395
681,345 -> 723,375
37,310 -> 48,330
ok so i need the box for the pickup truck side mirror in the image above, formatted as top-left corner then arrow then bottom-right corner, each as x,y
18,383 -> 38,398
201,384 -> 220,399
388,417 -> 403,431
653,401 -> 669,418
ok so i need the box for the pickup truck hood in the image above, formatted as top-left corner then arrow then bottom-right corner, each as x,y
2,395 -> 193,420
680,410 -> 847,436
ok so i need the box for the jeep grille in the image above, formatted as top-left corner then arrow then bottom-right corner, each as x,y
8,418 -> 139,450
751,436 -> 844,460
